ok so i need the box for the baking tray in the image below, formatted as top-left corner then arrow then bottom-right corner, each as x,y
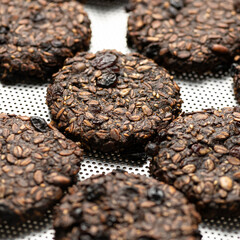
0,0 -> 240,239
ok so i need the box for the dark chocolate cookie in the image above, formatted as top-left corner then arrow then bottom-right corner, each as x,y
0,113 -> 83,223
150,107 -> 240,218
231,63 -> 240,103
0,0 -> 91,83
46,49 -> 182,153
54,170 -> 201,240
127,0 -> 240,73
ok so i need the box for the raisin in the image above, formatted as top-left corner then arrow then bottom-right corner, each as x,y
106,215 -> 117,226
158,130 -> 167,140
85,183 -> 105,201
110,65 -> 120,74
214,64 -> 229,73
92,53 -> 117,70
30,116 -> 49,133
40,42 -> 51,51
89,105 -> 101,114
147,186 -> 165,204
123,186 -> 139,196
52,85 -> 63,96
230,63 -> 239,77
96,71 -> 117,88
0,35 -> 6,44
46,85 -> 63,105
71,208 -> 82,219
31,13 -> 46,22
0,26 -> 9,34
191,143 -> 203,154
0,26 -> 8,44
52,40 -> 63,48
169,6 -> 178,17
92,118 -> 105,125
145,142 -> 159,156
125,2 -> 135,12
170,0 -> 184,9
113,168 -> 126,174
80,222 -> 89,231
145,43 -> 161,59
230,145 -> 240,158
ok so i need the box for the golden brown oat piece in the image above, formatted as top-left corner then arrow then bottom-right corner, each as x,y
127,0 -> 240,73
54,170 -> 201,240
46,49 -> 182,153
151,107 -> 240,218
0,113 -> 83,223
0,0 -> 91,83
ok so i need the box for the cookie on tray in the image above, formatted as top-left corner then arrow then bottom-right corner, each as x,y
0,0 -> 91,83
150,107 -> 240,218
46,49 -> 182,153
0,113 -> 83,223
54,170 -> 201,240
127,0 -> 240,73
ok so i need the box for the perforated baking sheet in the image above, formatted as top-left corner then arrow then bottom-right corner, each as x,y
0,0 -> 240,239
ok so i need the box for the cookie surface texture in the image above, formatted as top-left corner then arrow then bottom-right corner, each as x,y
151,107 -> 240,218
47,49 -> 182,152
0,0 -> 91,82
0,113 -> 83,223
54,170 -> 201,240
127,0 -> 240,73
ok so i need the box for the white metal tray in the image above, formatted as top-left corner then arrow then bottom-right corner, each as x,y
0,0 -> 240,239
